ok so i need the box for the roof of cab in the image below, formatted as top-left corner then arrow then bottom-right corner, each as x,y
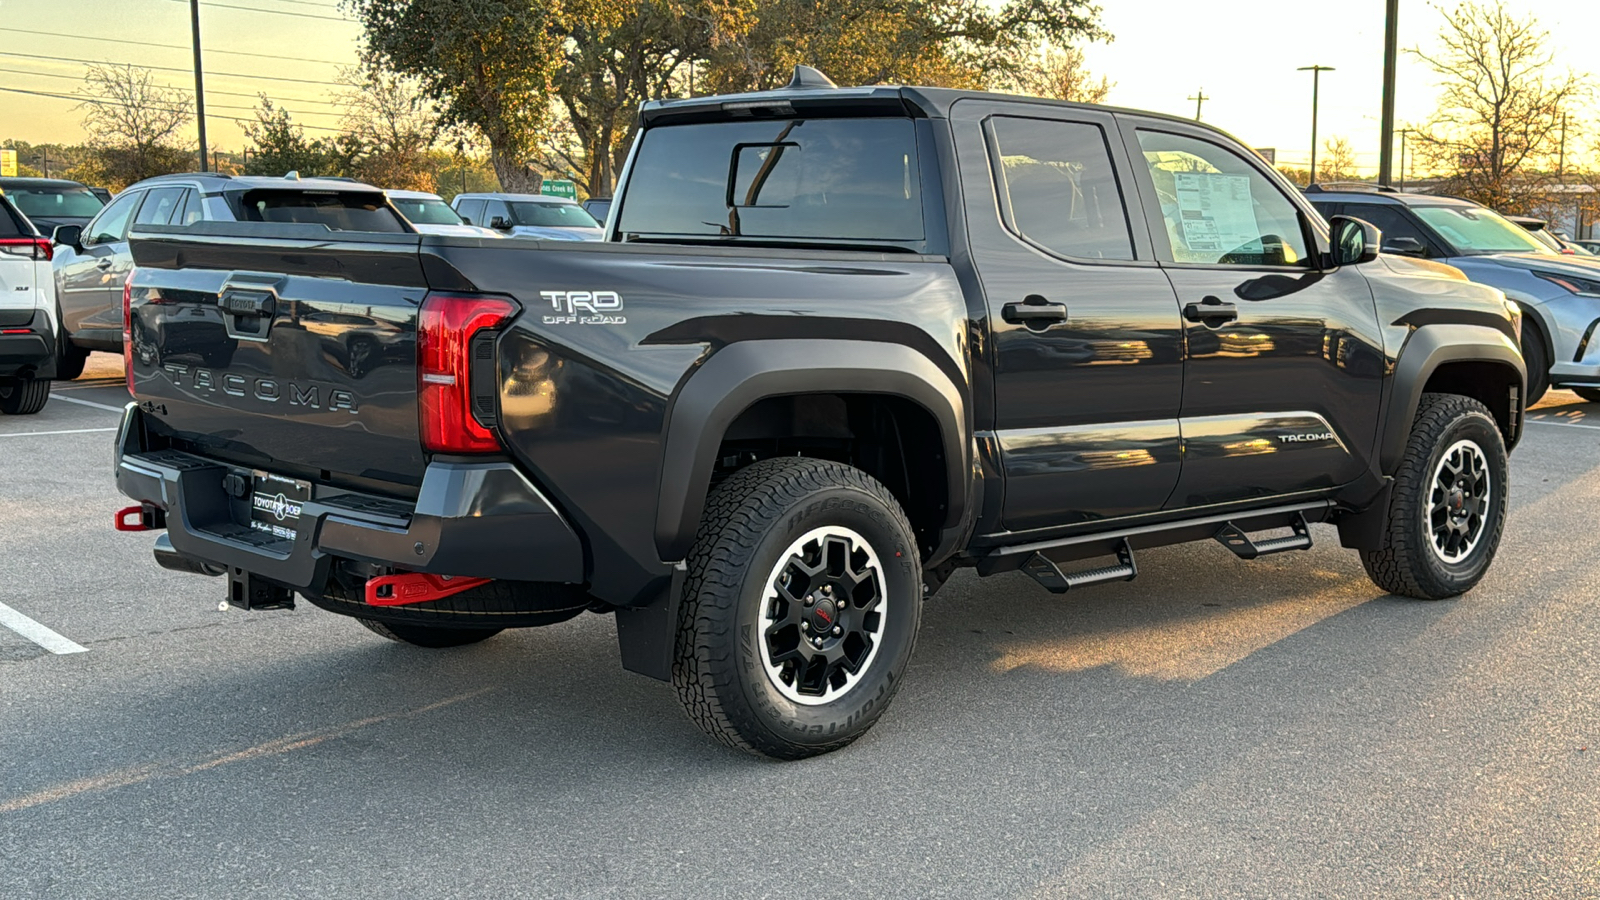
131,172 -> 384,193
0,176 -> 93,190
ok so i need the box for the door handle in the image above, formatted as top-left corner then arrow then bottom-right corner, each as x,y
1003,295 -> 1069,330
1183,296 -> 1239,325
95,259 -> 114,270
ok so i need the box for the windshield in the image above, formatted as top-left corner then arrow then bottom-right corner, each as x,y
509,202 -> 598,229
392,197 -> 463,226
1413,205 -> 1553,255
5,187 -> 105,219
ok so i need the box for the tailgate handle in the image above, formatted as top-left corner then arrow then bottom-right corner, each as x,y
219,289 -> 276,318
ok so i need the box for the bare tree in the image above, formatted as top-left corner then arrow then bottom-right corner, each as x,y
1410,1 -> 1586,211
77,64 -> 194,188
338,66 -> 438,190
1001,45 -> 1112,103
1316,136 -> 1358,183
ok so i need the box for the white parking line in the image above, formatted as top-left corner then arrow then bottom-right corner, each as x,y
52,395 -> 127,413
0,602 -> 88,655
0,427 -> 117,438
1526,418 -> 1600,432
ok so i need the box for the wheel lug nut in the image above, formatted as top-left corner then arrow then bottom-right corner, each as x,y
804,595 -> 814,606
802,621 -> 810,631
832,625 -> 842,635
823,585 -> 832,594
813,638 -> 824,648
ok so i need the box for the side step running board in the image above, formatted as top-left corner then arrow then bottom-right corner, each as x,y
1021,539 -> 1137,593
1213,512 -> 1313,560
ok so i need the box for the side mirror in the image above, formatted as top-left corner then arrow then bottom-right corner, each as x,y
52,224 -> 83,250
489,216 -> 512,231
1329,215 -> 1380,267
1381,236 -> 1428,258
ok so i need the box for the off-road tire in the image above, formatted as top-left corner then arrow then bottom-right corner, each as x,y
1521,324 -> 1549,405
673,457 -> 922,760
357,618 -> 503,648
1573,387 -> 1600,404
0,376 -> 50,414
1361,393 -> 1508,599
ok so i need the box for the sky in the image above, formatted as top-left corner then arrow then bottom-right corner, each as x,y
0,0 -> 1595,176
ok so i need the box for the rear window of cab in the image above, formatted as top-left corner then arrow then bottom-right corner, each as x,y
616,117 -> 925,245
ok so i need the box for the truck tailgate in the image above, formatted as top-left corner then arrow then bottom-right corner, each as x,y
128,227 -> 432,488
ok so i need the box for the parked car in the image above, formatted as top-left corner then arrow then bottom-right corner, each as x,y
582,196 -> 612,223
87,187 -> 113,204
1307,185 -> 1600,403
117,68 -> 1526,759
52,172 -> 411,379
1505,215 -> 1592,256
0,177 -> 105,235
0,194 -> 59,412
450,192 -> 602,240
386,189 -> 500,238
1571,239 -> 1600,255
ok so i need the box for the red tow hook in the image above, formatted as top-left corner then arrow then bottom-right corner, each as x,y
365,572 -> 492,607
114,504 -> 166,532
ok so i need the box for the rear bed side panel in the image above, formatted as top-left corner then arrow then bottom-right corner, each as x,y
423,239 -> 971,606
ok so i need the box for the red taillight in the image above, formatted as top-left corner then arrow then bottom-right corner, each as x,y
0,236 -> 52,261
417,292 -> 517,453
122,269 -> 135,396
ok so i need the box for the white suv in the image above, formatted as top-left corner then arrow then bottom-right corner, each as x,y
0,195 -> 57,414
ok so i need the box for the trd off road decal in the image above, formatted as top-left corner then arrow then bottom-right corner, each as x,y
540,290 -> 626,325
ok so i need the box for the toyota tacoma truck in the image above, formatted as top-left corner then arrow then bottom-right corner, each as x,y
114,68 -> 1525,759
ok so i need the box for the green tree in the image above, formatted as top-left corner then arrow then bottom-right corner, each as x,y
243,97 -> 333,177
338,66 -> 439,190
348,0 -> 569,192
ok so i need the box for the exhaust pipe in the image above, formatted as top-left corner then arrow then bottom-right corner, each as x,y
152,533 -> 226,577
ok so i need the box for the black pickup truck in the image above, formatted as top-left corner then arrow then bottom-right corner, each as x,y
115,69 -> 1525,759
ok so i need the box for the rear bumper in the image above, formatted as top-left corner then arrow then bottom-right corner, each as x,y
113,404 -> 584,592
0,309 -> 57,379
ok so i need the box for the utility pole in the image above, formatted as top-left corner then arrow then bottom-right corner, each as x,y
41,147 -> 48,179
1298,65 -> 1335,185
1188,89 -> 1209,122
1397,128 -> 1413,191
1377,0 -> 1399,184
1559,113 -> 1568,177
189,0 -> 209,172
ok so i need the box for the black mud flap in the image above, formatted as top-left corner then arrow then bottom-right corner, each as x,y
614,562 -> 686,682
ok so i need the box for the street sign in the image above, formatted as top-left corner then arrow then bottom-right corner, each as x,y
541,178 -> 577,201
1255,148 -> 1277,165
0,149 -> 16,178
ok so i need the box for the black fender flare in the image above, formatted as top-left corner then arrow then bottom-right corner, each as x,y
1379,323 -> 1526,473
654,338 -> 969,561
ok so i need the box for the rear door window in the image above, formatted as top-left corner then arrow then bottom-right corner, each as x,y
986,116 -> 1134,261
237,190 -> 409,232
455,199 -> 485,225
133,187 -> 186,227
617,118 -> 925,244
0,198 -> 27,237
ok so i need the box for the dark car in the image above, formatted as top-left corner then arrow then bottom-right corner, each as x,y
117,69 -> 1524,759
51,171 -> 410,379
0,177 -> 105,235
582,196 -> 612,223
1307,184 -> 1600,403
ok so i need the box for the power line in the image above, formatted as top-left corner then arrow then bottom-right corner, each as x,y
0,62 -> 342,106
0,27 -> 348,67
0,50 -> 343,87
0,85 -> 345,132
156,0 -> 353,22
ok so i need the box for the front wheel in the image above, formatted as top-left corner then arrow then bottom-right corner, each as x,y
1360,393 -> 1509,599
56,342 -> 88,381
357,618 -> 503,648
1521,325 -> 1549,405
673,457 -> 923,759
0,377 -> 50,414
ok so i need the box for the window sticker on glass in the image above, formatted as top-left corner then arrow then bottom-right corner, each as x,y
1173,172 -> 1261,257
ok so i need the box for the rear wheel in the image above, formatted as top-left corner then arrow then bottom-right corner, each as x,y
673,457 -> 923,760
0,377 -> 50,414
56,340 -> 88,381
1360,393 -> 1508,599
357,618 -> 503,648
1574,387 -> 1600,404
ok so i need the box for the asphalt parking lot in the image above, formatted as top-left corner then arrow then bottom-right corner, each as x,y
2,353 -> 1597,899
